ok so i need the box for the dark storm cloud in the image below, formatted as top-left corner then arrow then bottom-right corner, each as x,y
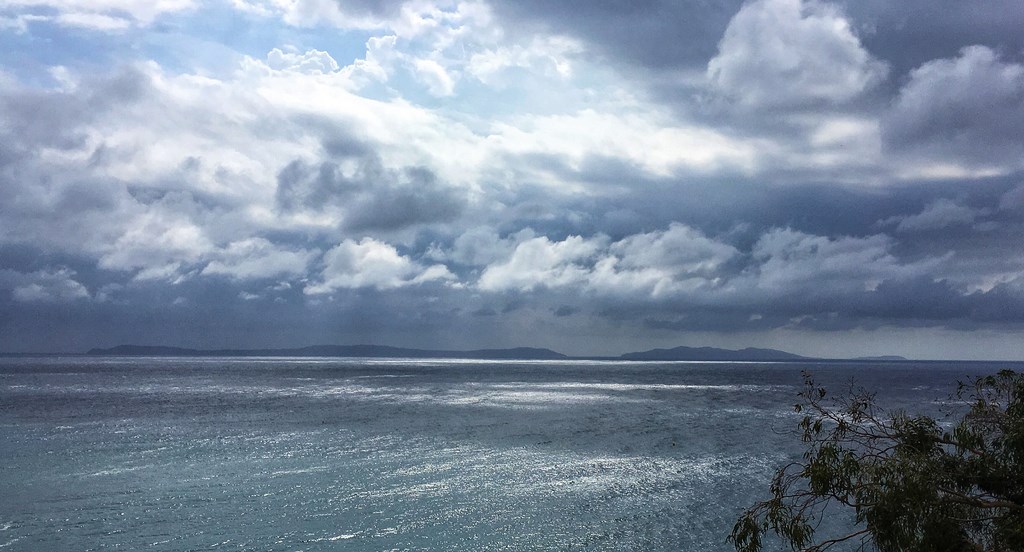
0,276 -> 312,352
276,159 -> 358,212
495,165 -> 1013,243
4,0 -> 1024,358
0,275 -> 476,353
479,143 -> 981,250
493,0 -> 1024,82
456,185 -> 1024,333
346,166 -> 464,232
489,0 -> 1023,182
839,0 -> 1024,78
0,172 -> 134,259
491,0 -> 745,70
275,153 -> 464,231
597,272 -> 1024,334
881,46 -> 1024,167
553,305 -> 578,317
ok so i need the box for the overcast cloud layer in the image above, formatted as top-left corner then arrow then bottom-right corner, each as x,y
2,0 -> 1024,359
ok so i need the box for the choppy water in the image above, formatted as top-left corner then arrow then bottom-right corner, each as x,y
0,357 -> 1012,551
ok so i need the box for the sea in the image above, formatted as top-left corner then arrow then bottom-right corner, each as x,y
0,356 -> 1015,551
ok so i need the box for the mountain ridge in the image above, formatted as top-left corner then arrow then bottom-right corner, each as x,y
84,344 -> 915,361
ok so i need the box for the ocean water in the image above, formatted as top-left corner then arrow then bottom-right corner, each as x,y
0,357 -> 1012,551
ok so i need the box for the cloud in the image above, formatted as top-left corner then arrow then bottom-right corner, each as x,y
412,58 -> 455,96
305,237 -> 454,293
489,0 -> 744,72
459,219 -> 1024,337
487,109 -> 760,179
878,198 -> 982,232
236,0 -> 409,30
883,46 -> 1024,171
0,0 -> 195,29
0,54 -> 474,277
234,0 -> 498,99
839,0 -> 1024,78
266,47 -> 341,74
437,227 -> 509,266
475,224 -> 952,323
55,12 -> 132,30
706,0 -> 887,110
95,193 -> 214,279
477,224 -> 739,298
201,238 -> 318,280
611,223 -> 738,275
999,184 -> 1024,212
745,228 -> 925,296
4,0 -> 1024,357
478,234 -> 606,292
466,35 -> 581,86
275,154 -> 465,232
2,268 -> 90,302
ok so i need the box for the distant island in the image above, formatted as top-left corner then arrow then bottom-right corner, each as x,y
620,346 -> 808,361
86,344 -> 908,362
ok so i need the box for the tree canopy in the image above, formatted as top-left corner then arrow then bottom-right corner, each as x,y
730,370 -> 1024,552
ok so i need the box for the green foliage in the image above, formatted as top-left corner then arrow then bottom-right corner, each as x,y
729,370 -> 1024,552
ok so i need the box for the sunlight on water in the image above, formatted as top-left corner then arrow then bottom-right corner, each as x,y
0,357 -> 1003,550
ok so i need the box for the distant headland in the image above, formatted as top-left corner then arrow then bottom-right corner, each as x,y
85,344 -> 908,362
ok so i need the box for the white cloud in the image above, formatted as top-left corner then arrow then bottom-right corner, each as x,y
438,227 -> 533,267
477,225 -> 740,297
0,54 -> 481,284
266,47 -> 340,74
412,57 -> 456,96
341,35 -> 399,85
707,0 -> 886,109
476,224 -> 938,303
201,238 -> 318,280
236,0 -> 397,30
478,234 -> 606,292
471,223 -> 942,303
96,195 -> 214,276
0,0 -> 195,28
0,13 -> 46,32
7,268 -> 90,302
305,237 -> 454,293
55,12 -> 131,30
233,0 -> 489,38
590,225 -> 739,298
467,35 -> 581,86
611,223 -> 737,275
488,108 -> 761,178
747,228 -> 917,294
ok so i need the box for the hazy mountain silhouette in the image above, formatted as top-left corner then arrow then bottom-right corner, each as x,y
86,344 -> 910,361
619,346 -> 808,361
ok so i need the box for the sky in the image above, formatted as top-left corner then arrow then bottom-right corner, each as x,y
1,0 -> 1023,359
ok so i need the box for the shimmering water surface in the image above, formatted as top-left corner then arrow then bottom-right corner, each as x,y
0,357 -> 1012,550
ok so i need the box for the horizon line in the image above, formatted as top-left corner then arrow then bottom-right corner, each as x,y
4,343 -> 1023,362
